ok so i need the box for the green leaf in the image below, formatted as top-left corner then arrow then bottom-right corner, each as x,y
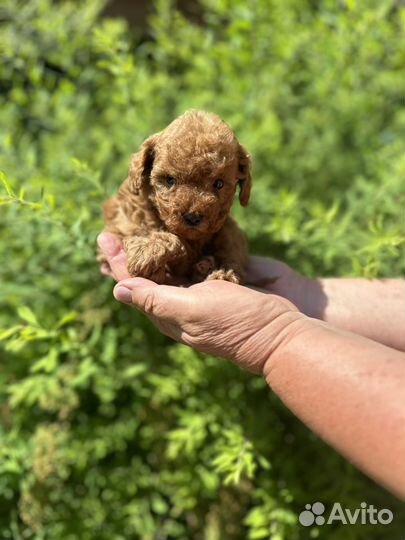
249,527 -> 270,539
56,311 -> 77,328
0,172 -> 15,197
17,306 -> 39,326
31,348 -> 59,373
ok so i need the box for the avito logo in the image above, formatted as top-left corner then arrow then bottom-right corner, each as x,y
299,502 -> 394,527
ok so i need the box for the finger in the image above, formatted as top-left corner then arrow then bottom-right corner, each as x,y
108,250 -> 132,281
97,232 -> 123,256
114,278 -> 197,322
97,232 -> 131,281
100,262 -> 114,277
114,284 -> 186,340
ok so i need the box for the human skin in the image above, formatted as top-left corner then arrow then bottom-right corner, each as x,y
98,232 -> 405,499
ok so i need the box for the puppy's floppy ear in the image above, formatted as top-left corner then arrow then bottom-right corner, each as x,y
127,134 -> 158,191
237,143 -> 252,206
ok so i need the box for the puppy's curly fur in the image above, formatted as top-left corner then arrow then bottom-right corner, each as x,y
102,110 -> 252,284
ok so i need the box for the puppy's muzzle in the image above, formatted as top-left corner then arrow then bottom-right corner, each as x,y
183,212 -> 203,227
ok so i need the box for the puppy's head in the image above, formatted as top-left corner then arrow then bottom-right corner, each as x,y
127,110 -> 251,240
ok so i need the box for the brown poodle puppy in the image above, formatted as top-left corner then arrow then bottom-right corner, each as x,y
102,110 -> 251,284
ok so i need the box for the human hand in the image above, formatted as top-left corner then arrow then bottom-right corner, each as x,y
98,232 -> 316,307
98,233 -> 405,496
245,255 -> 317,314
97,232 -> 308,375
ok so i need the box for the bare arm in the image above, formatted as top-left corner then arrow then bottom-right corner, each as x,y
264,318 -> 405,499
248,257 -> 405,351
305,278 -> 405,351
98,233 -> 405,498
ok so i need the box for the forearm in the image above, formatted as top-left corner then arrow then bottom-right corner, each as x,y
264,318 -> 405,499
302,278 -> 405,351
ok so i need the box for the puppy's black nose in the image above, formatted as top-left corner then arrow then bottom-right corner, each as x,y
183,212 -> 203,226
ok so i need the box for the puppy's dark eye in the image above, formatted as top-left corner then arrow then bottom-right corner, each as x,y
213,179 -> 224,190
164,175 -> 176,188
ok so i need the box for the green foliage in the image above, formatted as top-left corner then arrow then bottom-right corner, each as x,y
0,0 -> 404,538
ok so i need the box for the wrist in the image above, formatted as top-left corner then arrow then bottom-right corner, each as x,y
261,315 -> 324,381
236,308 -> 311,377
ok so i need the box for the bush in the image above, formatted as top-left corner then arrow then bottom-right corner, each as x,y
0,0 -> 404,538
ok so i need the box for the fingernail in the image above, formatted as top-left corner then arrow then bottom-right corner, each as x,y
97,232 -> 121,257
114,286 -> 133,304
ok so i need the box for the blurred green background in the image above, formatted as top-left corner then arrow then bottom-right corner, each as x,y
0,0 -> 404,538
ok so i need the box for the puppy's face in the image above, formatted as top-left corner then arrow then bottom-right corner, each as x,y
128,111 -> 251,240
149,152 -> 239,240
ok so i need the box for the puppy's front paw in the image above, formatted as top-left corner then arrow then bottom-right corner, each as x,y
128,263 -> 167,284
192,256 -> 216,282
206,268 -> 241,284
127,257 -> 166,281
125,237 -> 165,278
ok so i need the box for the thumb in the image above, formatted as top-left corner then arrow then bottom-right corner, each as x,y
114,278 -> 195,321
